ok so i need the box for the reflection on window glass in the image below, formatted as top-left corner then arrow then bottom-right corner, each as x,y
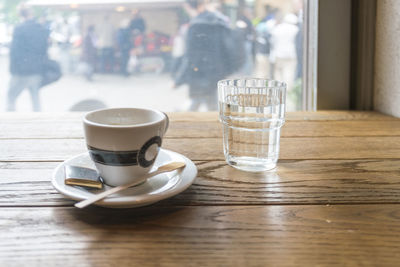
0,0 -> 303,112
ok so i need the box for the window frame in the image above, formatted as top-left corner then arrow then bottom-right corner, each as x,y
302,0 -> 318,111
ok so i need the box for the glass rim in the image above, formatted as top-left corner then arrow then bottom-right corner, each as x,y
218,78 -> 287,90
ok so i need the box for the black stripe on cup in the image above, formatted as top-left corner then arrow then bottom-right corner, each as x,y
88,146 -> 139,166
87,136 -> 162,167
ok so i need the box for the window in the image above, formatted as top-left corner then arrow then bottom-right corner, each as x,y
0,0 -> 314,112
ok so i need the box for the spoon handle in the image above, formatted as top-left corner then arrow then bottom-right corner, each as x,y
74,169 -> 162,208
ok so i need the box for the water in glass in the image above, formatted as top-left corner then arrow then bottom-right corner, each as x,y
218,79 -> 286,172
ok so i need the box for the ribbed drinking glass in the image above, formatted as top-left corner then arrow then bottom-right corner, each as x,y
218,78 -> 286,172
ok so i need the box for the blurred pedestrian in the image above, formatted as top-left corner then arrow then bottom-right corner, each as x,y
170,23 -> 188,79
236,7 -> 255,75
174,0 -> 239,111
81,25 -> 97,81
255,6 -> 278,78
129,10 -> 146,34
7,6 -> 49,111
269,13 -> 299,87
98,16 -> 114,73
117,19 -> 132,76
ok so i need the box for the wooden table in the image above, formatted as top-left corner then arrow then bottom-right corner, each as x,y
2,111 -> 400,266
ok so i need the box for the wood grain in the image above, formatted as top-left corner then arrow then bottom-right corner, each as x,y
3,120 -> 400,139
285,110 -> 397,121
2,159 -> 400,207
1,205 -> 400,266
2,136 -> 400,162
0,110 -> 396,122
2,111 -> 400,266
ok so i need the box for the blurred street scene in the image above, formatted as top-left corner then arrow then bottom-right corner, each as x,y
0,0 -> 303,112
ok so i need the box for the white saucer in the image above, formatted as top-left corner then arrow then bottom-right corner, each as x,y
52,149 -> 197,208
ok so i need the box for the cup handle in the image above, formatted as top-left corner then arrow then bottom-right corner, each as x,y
162,112 -> 169,135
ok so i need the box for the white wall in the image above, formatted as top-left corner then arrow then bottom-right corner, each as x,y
374,0 -> 400,117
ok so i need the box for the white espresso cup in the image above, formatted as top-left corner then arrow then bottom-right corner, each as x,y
83,108 -> 169,186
